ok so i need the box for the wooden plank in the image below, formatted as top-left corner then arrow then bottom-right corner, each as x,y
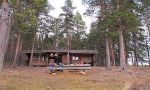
48,66 -> 91,70
63,64 -> 91,67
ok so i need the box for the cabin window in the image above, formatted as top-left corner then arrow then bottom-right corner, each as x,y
72,56 -> 79,60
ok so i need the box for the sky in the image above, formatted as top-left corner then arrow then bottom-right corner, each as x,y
48,0 -> 96,33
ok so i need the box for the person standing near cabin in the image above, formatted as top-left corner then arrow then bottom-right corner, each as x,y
54,53 -> 59,65
48,53 -> 56,73
57,53 -> 63,66
48,53 -> 54,66
54,53 -> 63,66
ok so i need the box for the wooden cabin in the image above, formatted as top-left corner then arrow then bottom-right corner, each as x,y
22,49 -> 98,66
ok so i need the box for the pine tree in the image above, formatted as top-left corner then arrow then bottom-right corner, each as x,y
0,0 -> 10,72
83,0 -> 141,70
72,11 -> 86,49
60,0 -> 75,63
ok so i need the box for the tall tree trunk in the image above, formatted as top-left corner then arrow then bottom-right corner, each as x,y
38,53 -> 41,67
134,52 -> 138,67
29,33 -> 36,66
9,37 -> 15,64
131,52 -> 134,65
119,28 -> 126,70
149,54 -> 150,67
54,20 -> 58,50
116,0 -> 126,70
105,34 -> 111,70
141,61 -> 143,67
0,0 -> 9,72
144,16 -> 150,67
67,30 -> 70,64
134,50 -> 138,67
12,31 -> 21,68
18,40 -> 23,66
146,40 -> 150,67
101,2 -> 111,68
144,15 -> 150,37
133,33 -> 138,67
76,31 -> 80,49
124,49 -> 128,65
109,38 -> 115,66
149,52 -> 150,67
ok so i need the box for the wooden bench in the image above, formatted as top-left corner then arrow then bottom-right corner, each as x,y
48,64 -> 91,74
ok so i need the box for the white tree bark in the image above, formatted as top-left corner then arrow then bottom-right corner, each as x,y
0,0 -> 9,72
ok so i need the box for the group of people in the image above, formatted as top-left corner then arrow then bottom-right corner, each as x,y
48,53 -> 62,67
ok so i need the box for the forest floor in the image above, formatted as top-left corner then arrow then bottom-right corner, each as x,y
0,66 -> 150,90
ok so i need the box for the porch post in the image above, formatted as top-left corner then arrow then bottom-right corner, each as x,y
67,51 -> 70,64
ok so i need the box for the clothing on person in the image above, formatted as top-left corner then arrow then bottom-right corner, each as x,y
48,53 -> 55,66
55,54 -> 62,65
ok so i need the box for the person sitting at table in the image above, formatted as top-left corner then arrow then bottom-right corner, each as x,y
48,53 -> 56,73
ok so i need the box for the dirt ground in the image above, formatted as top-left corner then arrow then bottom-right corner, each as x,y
0,66 -> 149,90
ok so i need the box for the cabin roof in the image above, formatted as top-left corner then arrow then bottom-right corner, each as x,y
23,49 -> 98,54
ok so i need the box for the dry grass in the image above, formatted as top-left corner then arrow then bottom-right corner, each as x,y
129,80 -> 150,90
0,66 -> 149,90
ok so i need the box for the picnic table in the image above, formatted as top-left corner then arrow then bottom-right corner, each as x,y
48,64 -> 91,74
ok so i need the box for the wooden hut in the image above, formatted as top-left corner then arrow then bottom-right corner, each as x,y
22,49 -> 98,66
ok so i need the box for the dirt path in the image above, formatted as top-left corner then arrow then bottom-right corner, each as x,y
0,66 -> 149,90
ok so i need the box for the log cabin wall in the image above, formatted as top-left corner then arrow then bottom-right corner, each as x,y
32,57 -> 47,66
70,54 -> 93,64
25,53 -> 94,66
23,50 -> 98,66
61,54 -> 68,64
